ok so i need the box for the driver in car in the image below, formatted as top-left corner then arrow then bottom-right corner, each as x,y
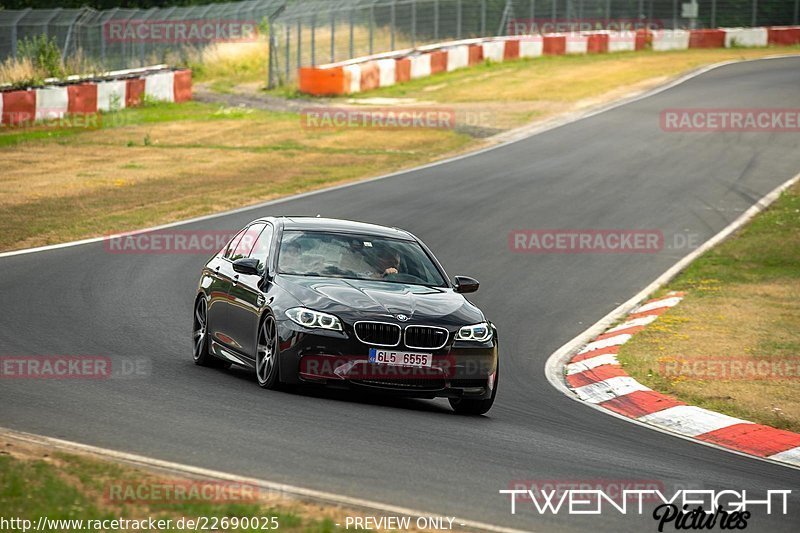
374,247 -> 400,278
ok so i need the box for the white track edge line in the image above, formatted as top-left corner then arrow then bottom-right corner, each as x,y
0,427 -> 531,533
1,53 -> 797,260
543,170 -> 800,471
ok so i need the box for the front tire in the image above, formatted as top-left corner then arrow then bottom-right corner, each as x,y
192,297 -> 230,368
256,313 -> 281,389
449,364 -> 498,415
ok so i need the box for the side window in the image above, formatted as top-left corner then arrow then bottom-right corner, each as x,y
223,229 -> 246,259
230,223 -> 265,261
249,224 -> 274,273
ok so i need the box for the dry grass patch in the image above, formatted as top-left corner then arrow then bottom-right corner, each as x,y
355,47 -> 800,127
0,103 -> 469,251
618,183 -> 800,432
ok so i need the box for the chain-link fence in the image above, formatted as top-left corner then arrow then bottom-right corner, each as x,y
1,0 -> 797,87
0,0 -> 285,71
268,0 -> 798,86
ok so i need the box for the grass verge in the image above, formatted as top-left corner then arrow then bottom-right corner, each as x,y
0,434 -> 444,532
617,182 -> 800,432
1,46 -> 798,252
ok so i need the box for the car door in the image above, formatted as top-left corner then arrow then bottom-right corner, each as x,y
207,228 -> 245,350
226,223 -> 275,360
212,224 -> 264,354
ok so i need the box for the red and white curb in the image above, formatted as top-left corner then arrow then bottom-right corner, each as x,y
564,292 -> 800,467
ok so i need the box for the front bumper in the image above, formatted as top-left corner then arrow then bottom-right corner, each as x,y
276,319 -> 498,399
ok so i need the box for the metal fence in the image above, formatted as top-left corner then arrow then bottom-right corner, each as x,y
0,0 -> 285,71
1,0 -> 797,87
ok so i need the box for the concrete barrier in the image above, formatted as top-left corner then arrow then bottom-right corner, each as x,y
768,26 -> 800,46
689,29 -> 726,48
543,34 -> 567,55
67,84 -> 98,114
97,80 -> 128,111
608,31 -> 637,52
566,35 -> 589,54
482,41 -> 505,62
722,27 -> 768,48
519,36 -> 544,58
35,86 -> 68,120
144,71 -> 175,102
376,59 -> 397,87
296,26 -> 800,96
652,29 -> 690,51
586,32 -> 610,54
446,45 -> 470,71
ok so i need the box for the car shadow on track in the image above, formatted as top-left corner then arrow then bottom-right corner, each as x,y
222,362 -> 460,416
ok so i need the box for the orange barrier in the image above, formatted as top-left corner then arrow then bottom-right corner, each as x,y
298,66 -> 347,96
503,39 -> 520,60
429,50 -> 448,74
359,61 -> 380,91
689,29 -> 726,48
468,45 -> 484,65
173,69 -> 193,103
395,58 -> 411,82
768,27 -> 800,45
125,78 -> 146,107
543,35 -> 566,55
67,84 -> 97,114
635,29 -> 652,50
1,90 -> 36,125
586,33 -> 609,54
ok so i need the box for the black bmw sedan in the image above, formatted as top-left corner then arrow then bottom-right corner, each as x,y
193,216 -> 498,414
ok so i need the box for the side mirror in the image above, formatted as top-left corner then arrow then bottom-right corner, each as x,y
454,276 -> 479,294
232,257 -> 261,276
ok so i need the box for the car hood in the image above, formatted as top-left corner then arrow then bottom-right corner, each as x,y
276,275 -> 484,327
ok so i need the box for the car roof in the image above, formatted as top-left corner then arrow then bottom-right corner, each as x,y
261,216 -> 416,240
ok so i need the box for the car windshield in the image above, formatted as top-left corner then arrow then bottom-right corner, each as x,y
277,231 -> 447,287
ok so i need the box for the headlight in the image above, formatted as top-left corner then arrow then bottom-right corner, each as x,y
285,307 -> 343,331
455,322 -> 492,342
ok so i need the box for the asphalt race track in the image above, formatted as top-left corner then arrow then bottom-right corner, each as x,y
2,57 -> 800,532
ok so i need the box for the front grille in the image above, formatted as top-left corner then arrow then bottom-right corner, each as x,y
404,326 -> 449,350
354,321 -> 401,346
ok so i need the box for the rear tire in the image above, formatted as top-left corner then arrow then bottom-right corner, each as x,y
449,364 -> 498,415
192,297 -> 230,368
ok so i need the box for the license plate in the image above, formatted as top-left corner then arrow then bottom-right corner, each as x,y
369,348 -> 432,368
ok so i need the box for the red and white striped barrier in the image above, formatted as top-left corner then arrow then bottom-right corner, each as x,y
565,292 -> 800,467
298,25 -> 800,96
1,67 -> 192,126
